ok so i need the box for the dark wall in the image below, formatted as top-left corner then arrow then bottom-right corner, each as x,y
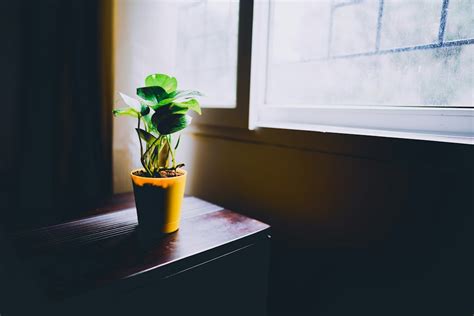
0,1 -> 21,214
0,0 -> 111,230
0,1 -> 112,313
184,128 -> 473,316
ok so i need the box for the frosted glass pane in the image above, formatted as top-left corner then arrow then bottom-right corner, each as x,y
445,0 -> 474,41
175,0 -> 239,107
331,0 -> 379,55
269,2 -> 332,63
380,0 -> 441,49
267,46 -> 473,106
265,0 -> 474,107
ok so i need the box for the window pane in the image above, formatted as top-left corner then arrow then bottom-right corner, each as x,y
265,0 -> 474,107
175,0 -> 239,108
269,1 -> 331,63
380,0 -> 441,49
331,0 -> 379,55
445,0 -> 474,41
117,0 -> 239,108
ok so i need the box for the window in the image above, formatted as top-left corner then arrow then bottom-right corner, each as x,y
116,0 -> 239,108
249,0 -> 474,144
174,0 -> 239,107
117,0 -> 473,143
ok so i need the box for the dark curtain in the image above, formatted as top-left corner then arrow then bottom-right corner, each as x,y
3,0 -> 113,229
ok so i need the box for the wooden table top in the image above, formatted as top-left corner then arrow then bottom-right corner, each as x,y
10,194 -> 270,301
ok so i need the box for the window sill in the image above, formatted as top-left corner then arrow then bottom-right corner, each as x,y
187,123 -> 473,168
255,120 -> 473,145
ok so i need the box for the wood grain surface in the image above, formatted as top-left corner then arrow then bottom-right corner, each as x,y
9,194 -> 270,302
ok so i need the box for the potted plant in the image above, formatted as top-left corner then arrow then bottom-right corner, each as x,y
113,73 -> 202,238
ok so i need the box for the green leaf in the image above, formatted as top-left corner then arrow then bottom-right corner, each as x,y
119,92 -> 140,110
154,90 -> 203,107
112,107 -> 139,118
152,113 -> 192,135
145,74 -> 178,94
154,104 -> 188,116
156,96 -> 177,106
135,128 -> 157,145
140,106 -> 150,116
119,92 -> 150,116
169,104 -> 189,115
141,113 -> 157,133
136,86 -> 168,106
170,90 -> 203,100
118,92 -> 149,116
173,98 -> 201,115
137,96 -> 156,107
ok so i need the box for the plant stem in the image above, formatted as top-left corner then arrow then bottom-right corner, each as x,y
168,135 -> 176,168
142,135 -> 160,175
137,115 -> 152,175
137,115 -> 143,159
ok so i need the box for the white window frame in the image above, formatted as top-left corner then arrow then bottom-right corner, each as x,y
248,1 -> 474,145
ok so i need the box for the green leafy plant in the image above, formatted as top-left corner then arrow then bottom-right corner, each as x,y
113,73 -> 202,177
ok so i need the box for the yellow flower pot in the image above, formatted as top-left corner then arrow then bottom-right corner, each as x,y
131,169 -> 187,237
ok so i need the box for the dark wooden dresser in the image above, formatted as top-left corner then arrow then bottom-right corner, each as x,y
3,194 -> 271,316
